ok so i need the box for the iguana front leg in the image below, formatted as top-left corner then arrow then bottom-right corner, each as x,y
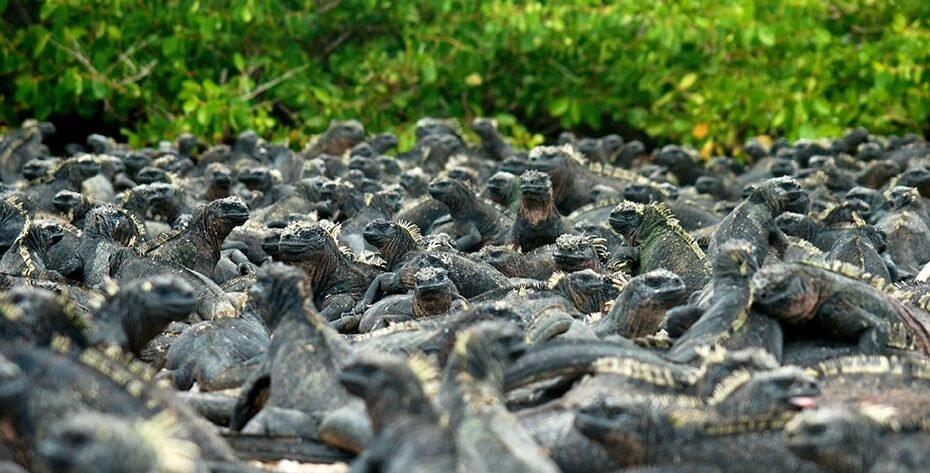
456,222 -> 482,252
354,272 -> 401,313
768,224 -> 790,259
817,298 -> 889,354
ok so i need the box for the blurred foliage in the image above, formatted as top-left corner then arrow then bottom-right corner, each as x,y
2,0 -> 930,154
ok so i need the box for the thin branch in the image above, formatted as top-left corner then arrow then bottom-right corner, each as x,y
240,64 -> 309,101
114,60 -> 158,88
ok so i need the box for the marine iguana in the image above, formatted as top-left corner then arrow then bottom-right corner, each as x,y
593,269 -> 688,339
61,204 -> 143,286
439,321 -> 561,473
875,186 -> 930,277
139,196 -> 250,278
33,411 -> 203,473
574,385 -> 823,472
274,220 -> 380,321
477,244 -> 557,281
665,240 -> 758,364
0,342 -> 240,470
50,190 -> 93,229
89,275 -> 197,356
510,170 -> 571,252
0,218 -> 64,279
785,406 -> 930,473
0,286 -> 89,348
472,117 -> 516,160
527,144 -> 654,214
552,233 -> 611,273
303,119 -> 366,158
358,219 -> 509,307
752,259 -> 930,356
163,313 -> 269,392
21,155 -> 101,212
357,266 -> 466,332
339,352 -> 458,473
0,119 -> 55,184
229,264 -> 371,452
707,176 -> 807,267
427,175 -> 513,251
609,201 -> 710,295
203,162 -> 234,201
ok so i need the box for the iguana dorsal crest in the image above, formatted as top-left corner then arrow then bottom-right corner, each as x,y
136,411 -> 201,473
407,353 -> 441,399
650,202 -> 707,262
546,271 -> 566,290
591,356 -> 699,387
565,197 -> 627,221
706,369 -> 753,406
797,259 -> 890,291
397,220 -> 425,246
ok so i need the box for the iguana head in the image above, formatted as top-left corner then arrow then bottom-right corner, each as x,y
776,212 -> 818,242
25,218 -> 65,251
617,269 -> 687,338
654,144 -> 693,169
415,117 -> 459,141
83,204 -> 140,245
369,131 -> 398,154
22,158 -> 57,181
414,265 -> 454,299
752,263 -> 819,323
61,154 -> 102,182
237,166 -> 278,191
53,190 -> 91,217
518,169 -> 553,204
608,200 -> 645,244
204,196 -> 250,228
844,187 -> 884,221
0,196 -> 27,251
122,152 -> 152,177
135,166 -> 170,184
37,412 -> 199,473
750,176 -> 808,214
768,158 -> 797,177
249,262 -> 312,329
339,351 -> 435,430
784,407 -> 880,473
885,186 -> 921,211
485,171 -> 518,205
471,117 -> 499,140
557,268 -> 611,314
553,233 -> 608,272
362,218 -> 403,248
527,145 -> 582,174
399,168 -> 429,197
477,245 -> 521,276
130,275 -> 198,320
695,175 -> 726,197
176,132 -> 198,156
428,176 -> 474,210
711,366 -> 821,418
445,164 -> 478,185
234,129 -> 260,154
142,182 -> 177,213
452,321 -> 527,386
896,167 -> 930,189
277,220 -> 337,262
574,401 -> 667,467
204,163 -> 233,195
499,155 -> 529,176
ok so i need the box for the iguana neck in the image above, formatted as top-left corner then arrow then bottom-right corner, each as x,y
441,353 -> 505,427
382,232 -> 420,268
518,197 -> 557,227
638,207 -> 670,247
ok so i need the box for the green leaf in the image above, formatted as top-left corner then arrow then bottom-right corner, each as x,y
757,25 -> 775,47
549,97 -> 569,116
91,81 -> 107,100
679,73 -> 698,90
233,53 -> 245,71
421,59 -> 437,84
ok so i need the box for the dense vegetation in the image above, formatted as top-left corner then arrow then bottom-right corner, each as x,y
2,0 -> 930,154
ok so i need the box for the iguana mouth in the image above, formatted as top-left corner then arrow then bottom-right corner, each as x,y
519,184 -> 550,198
224,211 -> 250,225
415,282 -> 448,295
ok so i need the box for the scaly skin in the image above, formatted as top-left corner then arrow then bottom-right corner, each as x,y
89,275 -> 197,356
666,240 -> 759,364
440,322 -> 561,473
0,196 -> 27,254
274,220 -> 380,321
20,155 -> 100,213
229,264 -> 371,452
62,204 -> 142,286
609,201 -> 710,295
428,176 -> 513,252
141,196 -> 250,278
478,244 -> 557,281
708,176 -> 808,268
472,117 -> 516,160
753,260 -> 930,356
510,170 -> 571,252
0,342 -> 239,471
593,269 -> 687,339
0,286 -> 89,348
357,266 -> 466,332
303,119 -> 366,159
0,219 -> 63,278
339,352 -> 458,473
0,120 -> 55,184
785,406 -> 930,473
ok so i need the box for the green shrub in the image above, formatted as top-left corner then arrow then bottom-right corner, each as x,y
2,0 -> 929,155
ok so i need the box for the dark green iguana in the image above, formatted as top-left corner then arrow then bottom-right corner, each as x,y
609,200 -> 710,294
